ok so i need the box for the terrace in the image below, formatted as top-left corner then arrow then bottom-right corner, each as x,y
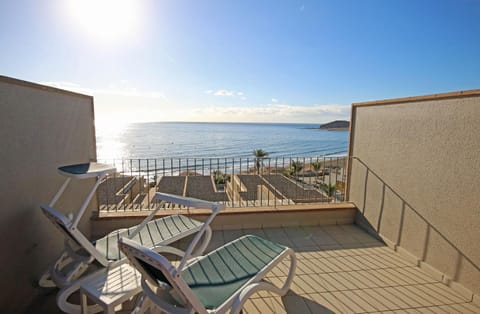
35,224 -> 479,313
1,76 -> 479,313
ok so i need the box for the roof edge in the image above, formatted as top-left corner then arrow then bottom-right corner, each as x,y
0,75 -> 93,99
353,89 -> 480,107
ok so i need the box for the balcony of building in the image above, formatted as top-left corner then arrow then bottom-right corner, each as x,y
1,76 -> 479,313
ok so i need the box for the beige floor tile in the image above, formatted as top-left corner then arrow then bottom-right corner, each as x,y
375,267 -> 418,285
335,271 -> 373,290
363,268 -> 406,286
340,256 -> 373,271
205,231 -> 225,252
322,247 -> 356,258
317,245 -> 346,257
242,298 -> 260,313
345,289 -> 380,312
298,258 -> 325,274
262,296 -> 289,314
282,295 -> 312,314
334,290 -> 376,312
382,287 -> 428,309
318,273 -> 352,292
371,287 -> 413,309
332,272 -> 365,290
301,274 -> 329,294
385,286 -> 430,308
410,284 -> 461,306
376,253 -> 413,267
320,291 -> 359,313
336,255 -> 375,271
267,262 -> 292,278
364,288 -> 405,311
289,276 -> 317,296
393,267 -> 437,284
243,228 -> 268,238
418,283 -> 468,303
267,276 -> 289,292
293,246 -> 323,257
263,227 -> 288,238
319,257 -> 349,273
307,293 -> 346,313
302,295 -> 336,314
290,238 -> 318,248
282,226 -> 312,238
247,297 -> 285,313
312,235 -> 340,246
222,229 -> 244,242
437,302 -> 480,313
415,306 -> 449,313
393,286 -> 437,307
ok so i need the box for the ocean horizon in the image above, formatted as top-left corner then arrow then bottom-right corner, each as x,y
96,121 -> 349,160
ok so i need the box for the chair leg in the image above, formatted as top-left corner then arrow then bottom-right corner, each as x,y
38,268 -> 56,288
38,251 -> 70,288
133,295 -> 151,314
230,250 -> 296,314
56,270 -> 106,314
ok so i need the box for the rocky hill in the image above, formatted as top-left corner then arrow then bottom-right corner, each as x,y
319,120 -> 350,130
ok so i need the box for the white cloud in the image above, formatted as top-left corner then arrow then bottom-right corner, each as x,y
206,89 -> 245,97
213,89 -> 236,96
36,81 -> 349,124
271,98 -> 279,103
187,104 -> 350,123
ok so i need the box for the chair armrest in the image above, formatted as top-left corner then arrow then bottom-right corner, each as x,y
153,193 -> 225,274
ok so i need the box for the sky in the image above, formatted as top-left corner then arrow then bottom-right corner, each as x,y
1,0 -> 479,125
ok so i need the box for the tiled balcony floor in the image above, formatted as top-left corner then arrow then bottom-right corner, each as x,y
41,224 -> 479,313
201,225 -> 479,314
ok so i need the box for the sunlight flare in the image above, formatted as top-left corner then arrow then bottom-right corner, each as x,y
65,0 -> 143,43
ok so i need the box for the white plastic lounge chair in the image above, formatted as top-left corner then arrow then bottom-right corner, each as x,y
118,222 -> 297,313
39,163 -> 223,313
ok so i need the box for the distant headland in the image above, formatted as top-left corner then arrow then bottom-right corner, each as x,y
319,120 -> 350,131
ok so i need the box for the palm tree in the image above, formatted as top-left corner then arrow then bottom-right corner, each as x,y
311,161 -> 322,184
311,161 -> 322,174
326,184 -> 336,197
290,160 -> 303,177
253,149 -> 269,174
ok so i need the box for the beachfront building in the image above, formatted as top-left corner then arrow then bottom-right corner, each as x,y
1,75 -> 479,312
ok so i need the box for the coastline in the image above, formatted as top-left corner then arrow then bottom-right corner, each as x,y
324,127 -> 349,131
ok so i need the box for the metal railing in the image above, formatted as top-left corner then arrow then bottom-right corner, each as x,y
97,156 -> 347,212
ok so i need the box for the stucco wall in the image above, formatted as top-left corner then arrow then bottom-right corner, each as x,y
347,91 -> 480,299
0,76 -> 97,312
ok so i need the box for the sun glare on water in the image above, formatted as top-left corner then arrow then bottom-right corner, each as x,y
65,0 -> 143,43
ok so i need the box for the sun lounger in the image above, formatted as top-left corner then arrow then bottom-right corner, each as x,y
39,162 -> 224,313
118,227 -> 297,313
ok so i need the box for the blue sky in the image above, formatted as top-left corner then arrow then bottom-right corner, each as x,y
1,0 -> 479,124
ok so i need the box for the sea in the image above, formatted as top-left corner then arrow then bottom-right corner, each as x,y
96,122 -> 349,161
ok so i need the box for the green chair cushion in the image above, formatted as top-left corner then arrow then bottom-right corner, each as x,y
181,235 -> 286,310
95,215 -> 203,260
